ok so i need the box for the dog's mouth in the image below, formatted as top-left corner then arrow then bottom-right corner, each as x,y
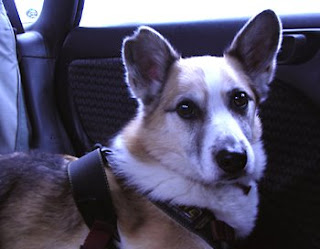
214,180 -> 252,196
218,173 -> 253,195
234,183 -> 252,195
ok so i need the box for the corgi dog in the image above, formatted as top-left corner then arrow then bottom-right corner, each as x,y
0,10 -> 281,249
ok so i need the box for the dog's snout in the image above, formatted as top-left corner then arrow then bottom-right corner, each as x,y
215,149 -> 247,174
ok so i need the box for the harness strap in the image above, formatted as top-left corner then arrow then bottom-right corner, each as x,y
68,148 -> 116,249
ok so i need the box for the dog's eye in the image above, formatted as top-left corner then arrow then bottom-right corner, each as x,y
232,91 -> 249,109
176,101 -> 200,119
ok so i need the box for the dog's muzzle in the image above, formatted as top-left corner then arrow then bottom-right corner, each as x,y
214,149 -> 253,195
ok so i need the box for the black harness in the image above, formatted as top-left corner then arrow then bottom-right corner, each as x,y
68,147 -> 235,249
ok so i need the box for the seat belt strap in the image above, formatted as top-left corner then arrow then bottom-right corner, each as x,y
2,0 -> 24,34
68,148 -> 117,249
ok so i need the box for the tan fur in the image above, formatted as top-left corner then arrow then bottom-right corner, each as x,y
162,59 -> 209,110
122,121 -> 156,164
224,55 -> 257,100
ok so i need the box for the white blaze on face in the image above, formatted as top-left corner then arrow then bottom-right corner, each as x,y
204,57 -> 257,182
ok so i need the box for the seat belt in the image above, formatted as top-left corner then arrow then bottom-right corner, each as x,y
2,0 -> 24,34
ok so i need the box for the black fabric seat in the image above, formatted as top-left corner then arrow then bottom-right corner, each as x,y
64,58 -> 137,155
240,79 -> 320,249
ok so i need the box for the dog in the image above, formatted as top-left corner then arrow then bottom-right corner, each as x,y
0,9 -> 282,249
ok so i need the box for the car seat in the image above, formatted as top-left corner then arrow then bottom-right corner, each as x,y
0,0 -> 29,154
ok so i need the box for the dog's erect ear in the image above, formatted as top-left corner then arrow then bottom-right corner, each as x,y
122,26 -> 179,105
225,10 -> 282,102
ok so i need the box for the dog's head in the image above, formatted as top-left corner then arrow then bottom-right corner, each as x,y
121,10 -> 281,188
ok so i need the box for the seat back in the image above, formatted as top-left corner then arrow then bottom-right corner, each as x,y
241,79 -> 320,249
0,0 -> 29,154
60,57 -> 137,155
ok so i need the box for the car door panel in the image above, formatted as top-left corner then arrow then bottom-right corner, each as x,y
277,29 -> 320,107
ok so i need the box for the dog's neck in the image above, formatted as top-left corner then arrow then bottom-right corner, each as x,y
106,136 -> 259,239
105,153 -> 235,249
105,167 -> 211,249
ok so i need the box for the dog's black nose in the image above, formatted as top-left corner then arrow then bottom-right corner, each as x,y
215,150 -> 247,174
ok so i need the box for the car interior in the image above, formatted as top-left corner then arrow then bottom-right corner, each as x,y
1,0 -> 320,248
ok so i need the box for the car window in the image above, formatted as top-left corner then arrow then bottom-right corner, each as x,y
14,0 -> 44,27
80,0 -> 319,27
